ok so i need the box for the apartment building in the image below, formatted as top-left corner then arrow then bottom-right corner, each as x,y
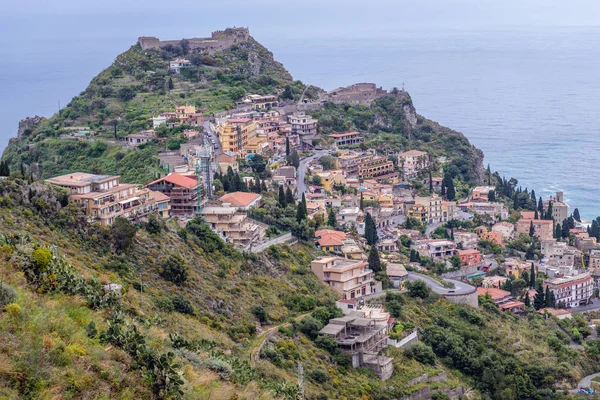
543,191 -> 569,225
46,173 -> 170,226
311,257 -> 380,300
516,219 -> 554,241
472,186 -> 496,201
492,222 -> 515,240
357,156 -> 396,180
201,204 -> 266,248
146,173 -> 199,216
330,131 -> 364,147
411,239 -> 456,260
590,250 -> 600,269
454,231 -> 479,249
540,239 -> 578,267
414,195 -> 443,224
153,105 -> 204,128
238,94 -> 278,110
441,201 -> 460,223
470,202 -> 509,220
397,150 -> 430,180
476,288 -> 525,313
545,273 -> 593,308
456,249 -> 483,267
125,129 -> 156,147
216,118 -> 258,157
169,58 -> 191,73
288,112 -> 317,138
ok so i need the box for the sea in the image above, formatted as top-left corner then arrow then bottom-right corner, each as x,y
1,16 -> 599,219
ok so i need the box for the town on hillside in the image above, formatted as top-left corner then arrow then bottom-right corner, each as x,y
39,77 -> 600,383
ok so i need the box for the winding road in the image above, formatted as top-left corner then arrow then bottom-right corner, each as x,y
295,149 -> 328,200
569,372 -> 600,393
406,272 -> 475,295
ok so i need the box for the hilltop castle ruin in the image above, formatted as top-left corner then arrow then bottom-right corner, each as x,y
138,27 -> 251,53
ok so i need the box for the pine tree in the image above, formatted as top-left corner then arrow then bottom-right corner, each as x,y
327,208 -> 337,228
524,292 -> 531,307
529,263 -> 536,288
285,187 -> 294,205
278,186 -> 287,208
285,137 -> 290,157
529,221 -> 535,237
368,245 -> 382,273
573,208 -> 581,222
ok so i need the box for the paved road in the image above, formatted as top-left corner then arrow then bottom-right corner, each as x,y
569,372 -> 600,393
295,150 -> 328,200
572,298 -> 600,313
203,121 -> 221,159
406,272 -> 475,295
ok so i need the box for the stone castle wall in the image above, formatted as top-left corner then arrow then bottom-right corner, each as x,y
443,290 -> 479,308
138,28 -> 251,53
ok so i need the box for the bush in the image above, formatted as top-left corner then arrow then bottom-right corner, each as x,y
171,294 -> 194,315
110,217 -> 136,251
315,335 -> 338,354
406,280 -> 429,299
160,255 -> 189,285
299,316 -> 323,340
0,283 -> 17,307
405,342 -> 436,365
251,305 -> 268,324
154,296 -> 175,312
284,294 -> 317,312
308,369 -> 329,384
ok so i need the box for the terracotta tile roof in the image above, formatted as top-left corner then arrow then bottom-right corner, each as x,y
147,173 -> 198,189
456,249 -> 481,256
149,190 -> 170,202
315,230 -> 347,247
476,287 -> 511,300
219,192 -> 261,208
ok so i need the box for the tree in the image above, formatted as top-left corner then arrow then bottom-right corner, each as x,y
450,255 -> 461,270
368,246 -> 382,273
442,172 -> 455,200
488,190 -> 496,202
0,161 -> 9,176
111,217 -> 136,251
538,196 -> 543,214
513,193 -> 519,210
278,186 -> 287,208
296,193 -> 307,223
406,280 -> 429,299
160,255 -> 189,285
529,221 -> 535,237
545,286 -> 552,308
359,192 -> 364,211
533,288 -> 545,310
573,208 -> 581,222
327,208 -> 337,228
118,86 -> 136,101
167,77 -> 174,90
229,86 -> 246,101
561,220 -> 570,239
364,212 -> 378,245
529,263 -> 536,288
285,187 -> 294,205
312,175 -> 322,186
287,150 -> 300,168
429,170 -> 433,193
555,223 -> 562,240
487,164 -> 491,185
524,292 -> 531,307
525,243 -> 535,260
534,209 -> 539,220
545,201 -> 553,221
285,137 -> 290,157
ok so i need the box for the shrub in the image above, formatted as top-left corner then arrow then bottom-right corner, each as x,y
31,247 -> 52,273
154,296 -> 175,312
284,294 -> 317,312
299,316 -> 323,340
171,294 -> 194,315
110,217 -> 136,251
315,335 -> 338,354
251,305 -> 268,324
405,342 -> 436,365
308,369 -> 329,384
160,255 -> 189,285
0,282 -> 17,307
4,303 -> 21,317
406,280 -> 430,299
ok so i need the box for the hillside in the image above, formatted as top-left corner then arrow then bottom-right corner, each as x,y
1,178 -> 598,399
2,28 -> 482,185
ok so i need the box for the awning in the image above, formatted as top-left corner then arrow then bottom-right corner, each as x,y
119,196 -> 140,205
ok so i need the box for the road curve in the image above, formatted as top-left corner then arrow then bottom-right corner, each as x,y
406,272 -> 475,295
295,150 -> 328,200
569,372 -> 600,393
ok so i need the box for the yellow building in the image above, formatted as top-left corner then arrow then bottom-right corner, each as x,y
378,194 -> 393,208
244,136 -> 269,156
317,171 -> 346,192
216,118 -> 257,157
407,204 -> 427,223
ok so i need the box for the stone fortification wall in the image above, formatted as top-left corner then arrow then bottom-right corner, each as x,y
443,290 -> 478,308
138,28 -> 251,52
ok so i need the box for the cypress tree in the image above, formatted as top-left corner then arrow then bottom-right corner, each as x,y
513,193 -> 519,210
446,174 -> 455,201
487,164 -> 491,185
545,286 -> 552,308
534,209 -> 539,220
410,249 -> 417,262
533,289 -> 545,310
359,192 -> 364,211
545,201 -> 553,221
248,179 -> 255,193
285,137 -> 290,157
531,189 -> 536,202
368,245 -> 382,273
327,208 -> 337,228
429,170 -> 433,193
573,208 -> 581,222
524,292 -> 531,307
529,221 -> 535,237
561,220 -> 570,239
529,263 -> 536,288
364,212 -> 379,245
278,186 -> 287,208
488,190 -> 496,202
538,196 -> 543,214
261,179 -> 268,193
296,193 -> 307,222
285,187 -> 294,205
555,223 -> 562,240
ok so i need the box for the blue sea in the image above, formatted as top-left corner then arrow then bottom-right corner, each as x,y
1,14 -> 599,218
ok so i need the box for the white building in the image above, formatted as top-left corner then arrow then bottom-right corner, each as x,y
545,273 -> 593,308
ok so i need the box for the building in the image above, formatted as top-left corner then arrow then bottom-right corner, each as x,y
153,106 -> 204,128
590,250 -> 600,269
218,192 -> 261,210
169,58 -> 191,73
482,276 -> 509,289
492,222 -> 515,240
387,263 -> 408,288
470,202 -> 509,221
238,94 -> 278,110
357,156 -> 396,180
288,112 -> 317,139
414,195 -> 443,224
441,201 -> 460,223
201,204 -> 265,248
516,219 -> 554,241
311,257 -> 381,300
146,173 -> 199,216
503,258 -> 531,279
318,314 -> 393,380
126,129 -> 156,147
322,83 -> 388,105
454,231 -> 479,250
543,191 -> 569,225
46,173 -> 170,226
480,230 -> 503,246
330,131 -> 364,147
472,186 -> 496,201
217,152 -> 239,174
456,249 -> 482,267
476,288 -> 525,313
397,150 -> 429,180
411,239 -> 456,260
216,118 -> 258,157
271,166 -> 296,188
315,230 -> 347,252
541,239 -> 577,267
544,273 -> 593,308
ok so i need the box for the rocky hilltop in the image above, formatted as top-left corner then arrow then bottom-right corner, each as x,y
2,27 -> 482,185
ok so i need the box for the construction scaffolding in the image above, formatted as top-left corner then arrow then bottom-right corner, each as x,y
196,145 -> 213,216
